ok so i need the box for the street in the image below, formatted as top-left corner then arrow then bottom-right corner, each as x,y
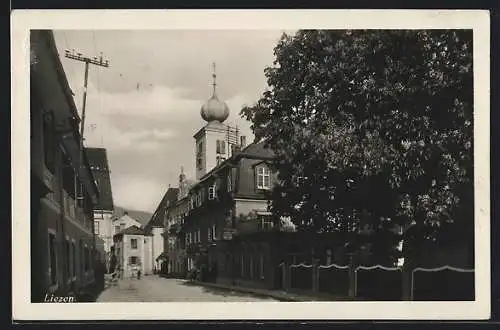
96,275 -> 277,302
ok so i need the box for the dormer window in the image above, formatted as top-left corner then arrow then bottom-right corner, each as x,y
216,156 -> 225,166
256,165 -> 271,190
208,185 -> 217,200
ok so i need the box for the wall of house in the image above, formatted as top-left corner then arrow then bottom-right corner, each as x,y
30,44 -> 98,301
151,227 -> 164,271
122,234 -> 143,277
94,210 -> 114,253
120,233 -> 154,277
143,235 -> 153,275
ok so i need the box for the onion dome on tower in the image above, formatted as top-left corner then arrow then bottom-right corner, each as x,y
200,62 -> 229,123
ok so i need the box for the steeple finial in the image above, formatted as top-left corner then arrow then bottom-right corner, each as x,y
212,62 -> 217,96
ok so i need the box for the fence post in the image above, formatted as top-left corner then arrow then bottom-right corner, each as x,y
401,262 -> 412,301
348,254 -> 356,298
283,262 -> 290,291
312,259 -> 319,292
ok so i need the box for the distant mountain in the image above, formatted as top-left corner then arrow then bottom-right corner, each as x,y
113,206 -> 153,227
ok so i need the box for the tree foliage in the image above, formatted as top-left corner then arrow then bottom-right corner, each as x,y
241,30 -> 473,262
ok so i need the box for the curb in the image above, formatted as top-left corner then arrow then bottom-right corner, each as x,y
189,281 -> 307,302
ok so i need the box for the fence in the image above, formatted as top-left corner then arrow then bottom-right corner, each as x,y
290,263 -> 313,291
284,262 -> 474,301
411,265 -> 475,301
355,265 -> 403,300
318,264 -> 350,296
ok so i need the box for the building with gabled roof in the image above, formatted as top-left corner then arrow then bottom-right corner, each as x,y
86,147 -> 115,261
144,186 -> 179,273
30,30 -> 102,301
113,219 -> 154,278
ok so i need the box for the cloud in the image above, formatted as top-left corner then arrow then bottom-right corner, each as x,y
111,175 -> 170,212
53,30 -> 285,211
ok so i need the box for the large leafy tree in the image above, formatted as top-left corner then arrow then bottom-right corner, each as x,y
241,30 -> 473,264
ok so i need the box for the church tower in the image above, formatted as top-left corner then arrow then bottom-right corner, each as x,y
194,63 -> 238,180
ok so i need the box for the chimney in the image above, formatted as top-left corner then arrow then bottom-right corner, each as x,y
240,135 -> 246,148
123,211 -> 128,216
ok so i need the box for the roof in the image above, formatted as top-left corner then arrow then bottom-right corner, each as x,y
238,140 -> 275,159
194,140 -> 276,186
114,225 -> 150,237
144,187 -> 179,231
42,30 -> 81,123
86,148 -> 114,211
113,207 -> 152,227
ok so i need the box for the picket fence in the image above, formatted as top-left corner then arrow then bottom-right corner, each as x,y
281,262 -> 474,301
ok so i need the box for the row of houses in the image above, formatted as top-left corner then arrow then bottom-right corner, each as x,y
146,61 -> 474,294
30,30 -> 109,301
31,30 -> 170,294
145,71 -> 304,290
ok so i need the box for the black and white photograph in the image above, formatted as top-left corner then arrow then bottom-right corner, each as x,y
12,10 -> 490,320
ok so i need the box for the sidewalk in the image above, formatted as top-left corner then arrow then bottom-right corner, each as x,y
189,280 -> 357,302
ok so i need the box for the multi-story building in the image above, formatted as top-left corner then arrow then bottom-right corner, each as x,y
176,68 -> 297,288
30,30 -> 101,301
86,148 -> 115,258
113,225 -> 153,278
144,186 -> 179,274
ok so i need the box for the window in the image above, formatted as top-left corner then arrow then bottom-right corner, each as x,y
256,166 -> 271,190
227,174 -> 232,192
216,140 -> 226,154
114,225 -> 120,234
131,238 -> 138,249
129,256 -> 138,265
48,233 -> 57,285
208,228 -> 212,241
212,225 -> 216,241
94,221 -> 100,235
120,223 -> 125,231
79,240 -> 83,275
42,111 -> 56,173
65,239 -> 70,279
72,241 -> 76,278
257,216 -> 274,231
197,141 -> 204,170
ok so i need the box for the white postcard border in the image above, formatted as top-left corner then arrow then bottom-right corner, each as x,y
11,9 -> 490,320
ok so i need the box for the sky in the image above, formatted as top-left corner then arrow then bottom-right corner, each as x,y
53,30 -> 293,212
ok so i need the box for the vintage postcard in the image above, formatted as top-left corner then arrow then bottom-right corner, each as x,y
11,9 -> 490,320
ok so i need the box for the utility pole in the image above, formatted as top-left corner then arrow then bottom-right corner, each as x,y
64,49 -> 110,139
65,48 -> 110,274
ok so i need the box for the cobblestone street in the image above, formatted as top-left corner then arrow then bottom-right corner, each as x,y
96,275 -> 277,302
